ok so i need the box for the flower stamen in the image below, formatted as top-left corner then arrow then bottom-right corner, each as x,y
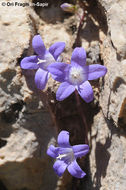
37,58 -> 46,65
57,154 -> 67,160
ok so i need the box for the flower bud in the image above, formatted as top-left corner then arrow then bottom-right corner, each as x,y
60,3 -> 76,13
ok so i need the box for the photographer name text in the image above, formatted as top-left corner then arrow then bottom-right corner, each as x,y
1,1 -> 48,7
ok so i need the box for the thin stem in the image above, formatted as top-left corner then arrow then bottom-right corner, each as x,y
75,90 -> 88,144
73,1 -> 85,48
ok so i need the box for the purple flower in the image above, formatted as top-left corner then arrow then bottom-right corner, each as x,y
60,3 -> 76,13
20,35 -> 65,90
48,47 -> 107,102
47,130 -> 89,178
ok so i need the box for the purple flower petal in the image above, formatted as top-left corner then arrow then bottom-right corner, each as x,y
48,62 -> 67,75
48,62 -> 68,82
87,64 -> 107,80
32,35 -> 46,55
49,42 -> 65,60
56,82 -> 75,101
53,160 -> 67,177
58,131 -> 71,148
67,160 -> 86,178
35,68 -> 49,90
77,81 -> 94,103
51,73 -> 65,83
72,144 -> 89,159
47,145 -> 59,158
58,147 -> 72,155
20,56 -> 38,69
71,47 -> 86,66
60,3 -> 75,13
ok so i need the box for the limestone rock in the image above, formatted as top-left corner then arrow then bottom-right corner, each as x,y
97,0 -> 126,128
90,111 -> 126,190
89,0 -> 126,189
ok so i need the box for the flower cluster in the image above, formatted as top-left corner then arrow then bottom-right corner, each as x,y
21,35 -> 107,103
20,35 -> 107,178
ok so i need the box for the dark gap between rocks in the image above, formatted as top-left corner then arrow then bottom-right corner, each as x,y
118,98 -> 126,135
1,100 -> 24,123
80,0 -> 108,45
0,180 -> 8,190
33,0 -> 75,24
0,139 -> 7,148
112,77 -> 126,92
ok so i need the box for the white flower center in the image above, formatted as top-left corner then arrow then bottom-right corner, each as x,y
37,53 -> 55,70
56,148 -> 74,164
69,66 -> 85,85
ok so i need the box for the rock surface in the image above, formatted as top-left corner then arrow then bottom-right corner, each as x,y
89,0 -> 126,189
0,0 -> 126,189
